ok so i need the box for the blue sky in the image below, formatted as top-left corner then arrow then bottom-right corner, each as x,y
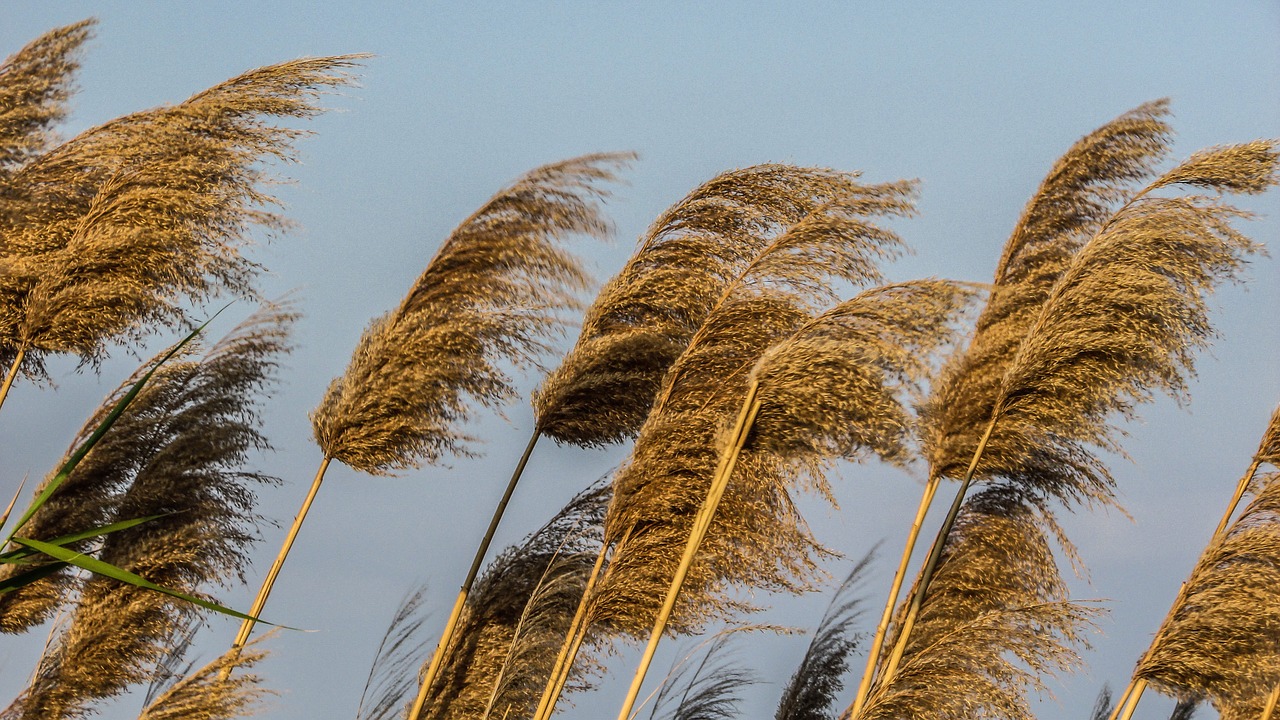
2,3 -> 1278,719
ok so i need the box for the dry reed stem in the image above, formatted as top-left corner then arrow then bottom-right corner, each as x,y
0,48 -> 361,382
313,153 -> 632,473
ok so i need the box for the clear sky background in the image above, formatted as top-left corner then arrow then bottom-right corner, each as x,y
2,3 -> 1278,719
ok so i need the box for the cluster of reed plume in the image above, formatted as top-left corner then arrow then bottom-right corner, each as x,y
2,18 -> 1280,720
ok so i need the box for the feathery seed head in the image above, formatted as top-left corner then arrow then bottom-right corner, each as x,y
312,153 -> 632,474
534,165 -> 901,447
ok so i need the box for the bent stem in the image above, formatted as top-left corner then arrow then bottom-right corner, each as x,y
845,474 -> 941,719
615,380 -> 761,720
1262,685 -> 1280,720
407,431 -> 541,720
0,346 -> 28,418
223,456 -> 332,677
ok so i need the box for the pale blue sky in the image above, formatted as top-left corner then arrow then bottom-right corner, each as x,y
2,3 -> 1278,719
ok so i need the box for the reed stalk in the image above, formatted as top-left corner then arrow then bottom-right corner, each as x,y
616,382 -> 761,720
407,432 -> 540,720
227,456 -> 331,658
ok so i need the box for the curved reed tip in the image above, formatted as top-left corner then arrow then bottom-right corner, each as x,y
313,153 -> 630,473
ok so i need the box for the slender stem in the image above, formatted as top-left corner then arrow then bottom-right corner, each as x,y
1213,459 -> 1261,539
1106,681 -> 1135,720
1113,678 -> 1146,720
1262,685 -> 1280,720
0,346 -> 28,417
407,432 -> 541,720
228,457 -> 332,660
845,474 -> 940,719
616,382 -> 762,720
533,526 -> 633,720
874,415 -> 997,694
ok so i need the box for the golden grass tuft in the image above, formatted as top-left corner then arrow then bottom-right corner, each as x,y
859,485 -> 1097,720
533,165 -> 910,447
0,19 -> 94,169
920,99 -> 1173,492
136,638 -> 274,720
0,303 -> 293,717
312,153 -> 632,473
0,53 -> 361,383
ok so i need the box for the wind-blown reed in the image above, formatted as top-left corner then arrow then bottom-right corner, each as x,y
357,588 -> 432,720
0,48 -> 360,405
857,485 -> 1096,720
533,164 -> 894,447
774,553 -> 874,720
649,631 -> 758,720
1,304 -> 293,719
0,19 -> 92,171
848,102 -> 1174,715
1129,405 -> 1280,713
314,153 -> 632,472
867,135 -> 1277,710
135,640 -> 272,720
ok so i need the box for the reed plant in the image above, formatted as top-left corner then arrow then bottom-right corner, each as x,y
0,24 -> 361,411
855,128 -> 1277,716
1,303 -> 293,719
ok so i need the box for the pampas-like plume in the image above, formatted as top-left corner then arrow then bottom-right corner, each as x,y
534,164 -> 897,447
0,303 -> 293,634
856,485 -> 1097,720
868,137 -> 1277,712
0,48 -> 360,407
1,304 -> 292,719
849,102 -> 1173,714
313,152 -> 632,472
356,587 -> 432,720
774,552 -> 874,720
0,19 -> 93,170
649,632 -> 759,720
1128,406 -> 1280,714
136,638 -> 273,720
414,483 -> 609,720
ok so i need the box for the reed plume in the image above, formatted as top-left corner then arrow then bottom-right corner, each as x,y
415,484 -> 609,720
136,639 -> 273,720
313,152 -> 632,471
848,101 -> 1173,714
774,553 -> 874,720
865,134 -> 1277,711
856,485 -> 1096,720
2,304 -> 292,719
1129,406 -> 1280,714
534,164 -> 892,447
326,153 -> 630,719
0,19 -> 93,171
357,587 -> 432,720
0,37 -> 360,408
649,631 -> 758,720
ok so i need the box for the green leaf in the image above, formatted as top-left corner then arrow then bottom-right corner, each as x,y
0,514 -> 168,564
0,561 -> 68,594
10,536 -> 283,627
